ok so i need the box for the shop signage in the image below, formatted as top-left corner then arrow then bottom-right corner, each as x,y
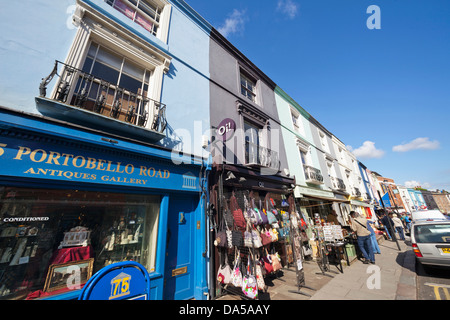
294,186 -> 335,199
216,118 -> 236,141
3,216 -> 49,222
0,138 -> 200,192
79,261 -> 150,300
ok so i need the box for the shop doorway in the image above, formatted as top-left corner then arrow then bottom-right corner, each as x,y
163,195 -> 198,300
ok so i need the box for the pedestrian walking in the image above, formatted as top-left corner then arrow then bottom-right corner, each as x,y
392,214 -> 405,240
350,211 -> 375,264
367,219 -> 381,254
404,213 -> 412,233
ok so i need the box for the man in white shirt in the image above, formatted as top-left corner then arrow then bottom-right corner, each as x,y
350,211 -> 375,264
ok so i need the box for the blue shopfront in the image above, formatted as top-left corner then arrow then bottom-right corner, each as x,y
0,107 -> 208,300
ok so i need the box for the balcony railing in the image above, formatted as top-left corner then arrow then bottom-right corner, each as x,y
353,187 -> 362,197
303,165 -> 324,185
245,141 -> 279,169
330,176 -> 346,191
39,60 -> 167,134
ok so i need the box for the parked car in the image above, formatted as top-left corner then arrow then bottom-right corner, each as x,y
411,219 -> 450,269
411,210 -> 447,223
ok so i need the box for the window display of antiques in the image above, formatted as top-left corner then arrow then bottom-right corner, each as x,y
0,188 -> 152,300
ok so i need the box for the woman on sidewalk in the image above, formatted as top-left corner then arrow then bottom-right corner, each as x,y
367,219 -> 381,254
392,214 -> 406,240
350,211 -> 375,264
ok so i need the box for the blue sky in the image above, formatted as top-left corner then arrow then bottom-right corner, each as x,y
185,0 -> 450,191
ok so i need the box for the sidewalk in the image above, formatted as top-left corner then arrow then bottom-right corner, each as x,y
310,238 -> 416,300
217,236 -> 417,300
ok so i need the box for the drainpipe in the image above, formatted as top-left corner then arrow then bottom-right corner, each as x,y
201,155 -> 213,299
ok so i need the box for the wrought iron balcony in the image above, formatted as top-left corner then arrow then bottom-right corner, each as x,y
245,141 -> 279,170
353,187 -> 362,197
36,60 -> 167,142
330,176 -> 346,191
303,165 -> 324,185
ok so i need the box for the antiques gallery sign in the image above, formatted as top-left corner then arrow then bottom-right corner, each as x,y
0,138 -> 199,192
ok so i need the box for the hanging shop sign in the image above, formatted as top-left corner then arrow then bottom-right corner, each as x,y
216,118 -> 236,141
79,261 -> 150,300
0,137 -> 200,192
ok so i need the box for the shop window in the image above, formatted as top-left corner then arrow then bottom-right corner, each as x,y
0,187 -> 160,300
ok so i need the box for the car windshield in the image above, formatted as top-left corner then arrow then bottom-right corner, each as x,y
414,224 -> 450,243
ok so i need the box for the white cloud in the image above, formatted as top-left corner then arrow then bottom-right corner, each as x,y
347,141 -> 385,159
404,180 -> 432,189
277,0 -> 299,19
392,137 -> 440,152
218,9 -> 246,37
404,180 -> 421,188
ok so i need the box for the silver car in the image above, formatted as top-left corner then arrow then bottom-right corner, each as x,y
411,219 -> 450,269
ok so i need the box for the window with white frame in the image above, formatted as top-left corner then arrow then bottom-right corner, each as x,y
296,139 -> 311,166
55,3 -> 172,131
338,147 -> 345,162
244,120 -> 263,164
318,130 -> 329,152
240,71 -> 257,103
104,0 -> 169,39
290,107 -> 305,136
82,42 -> 152,96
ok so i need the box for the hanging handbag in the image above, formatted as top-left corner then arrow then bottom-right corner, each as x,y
217,255 -> 232,284
271,228 -> 279,242
252,228 -> 263,248
260,227 -> 272,246
266,199 -> 278,224
261,255 -> 273,274
244,225 -> 253,248
242,259 -> 258,299
214,217 -> 228,248
259,200 -> 269,225
302,244 -> 313,256
230,194 -> 246,230
255,261 -> 265,291
231,230 -> 244,247
226,229 -> 233,249
270,252 -> 282,271
223,196 -> 234,229
244,222 -> 262,248
230,250 -> 242,287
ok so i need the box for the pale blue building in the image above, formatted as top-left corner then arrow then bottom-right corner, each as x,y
0,0 -> 212,300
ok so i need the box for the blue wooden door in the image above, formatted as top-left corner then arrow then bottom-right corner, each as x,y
163,195 -> 197,300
